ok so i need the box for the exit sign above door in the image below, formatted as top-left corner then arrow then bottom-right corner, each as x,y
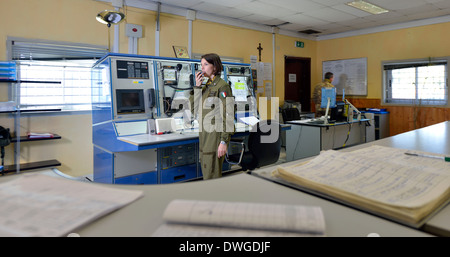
295,41 -> 304,48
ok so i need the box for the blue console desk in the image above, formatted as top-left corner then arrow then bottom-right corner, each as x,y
91,53 -> 284,185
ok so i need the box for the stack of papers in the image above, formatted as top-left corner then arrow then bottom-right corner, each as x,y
0,174 -> 143,236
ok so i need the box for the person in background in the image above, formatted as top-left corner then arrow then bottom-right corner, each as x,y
312,72 -> 334,117
189,53 -> 235,180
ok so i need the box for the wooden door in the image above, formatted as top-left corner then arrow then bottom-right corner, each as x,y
284,56 -> 311,112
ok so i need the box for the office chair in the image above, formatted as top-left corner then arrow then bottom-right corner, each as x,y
226,120 -> 281,171
281,107 -> 300,122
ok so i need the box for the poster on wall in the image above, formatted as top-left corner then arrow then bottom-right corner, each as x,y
322,57 -> 367,96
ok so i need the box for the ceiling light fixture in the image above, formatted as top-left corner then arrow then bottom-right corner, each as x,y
346,0 -> 389,15
96,10 -> 126,27
96,10 -> 126,52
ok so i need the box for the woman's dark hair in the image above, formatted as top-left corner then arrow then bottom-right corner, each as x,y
201,53 -> 223,76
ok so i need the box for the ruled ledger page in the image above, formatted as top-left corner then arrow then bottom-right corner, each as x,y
0,174 -> 143,237
153,199 -> 325,236
274,145 -> 450,225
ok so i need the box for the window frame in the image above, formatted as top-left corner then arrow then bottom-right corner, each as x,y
382,57 -> 449,107
6,37 -> 108,113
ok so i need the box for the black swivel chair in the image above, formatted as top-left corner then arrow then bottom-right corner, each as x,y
226,120 -> 282,171
281,107 -> 301,122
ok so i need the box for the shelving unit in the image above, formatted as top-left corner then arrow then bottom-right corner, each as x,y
1,62 -> 62,174
12,134 -> 61,143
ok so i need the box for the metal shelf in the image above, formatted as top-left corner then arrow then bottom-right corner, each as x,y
11,134 -> 61,142
1,78 -> 62,173
1,160 -> 61,175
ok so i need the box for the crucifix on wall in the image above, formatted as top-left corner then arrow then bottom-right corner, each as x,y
257,43 -> 263,62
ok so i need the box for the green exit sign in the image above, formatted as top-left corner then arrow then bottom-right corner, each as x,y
295,41 -> 304,48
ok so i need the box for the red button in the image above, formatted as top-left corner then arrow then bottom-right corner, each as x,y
132,28 -> 137,32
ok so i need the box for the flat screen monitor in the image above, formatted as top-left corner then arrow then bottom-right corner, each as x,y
330,101 -> 346,122
321,87 -> 337,108
116,89 -> 145,114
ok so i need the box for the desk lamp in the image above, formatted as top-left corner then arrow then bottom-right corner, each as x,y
96,10 -> 126,51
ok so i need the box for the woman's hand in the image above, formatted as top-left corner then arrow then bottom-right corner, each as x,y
195,71 -> 204,87
217,143 -> 227,158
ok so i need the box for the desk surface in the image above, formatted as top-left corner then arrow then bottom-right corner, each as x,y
2,123 -> 447,237
119,131 -> 198,146
71,172 -> 428,237
118,124 -> 291,146
288,118 -> 370,127
256,121 -> 450,236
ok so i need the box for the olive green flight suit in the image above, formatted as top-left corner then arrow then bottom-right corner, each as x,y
189,76 -> 235,179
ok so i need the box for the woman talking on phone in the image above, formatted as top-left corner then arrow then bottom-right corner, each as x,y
189,53 -> 235,180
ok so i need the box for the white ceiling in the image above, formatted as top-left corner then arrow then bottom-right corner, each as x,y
148,0 -> 450,38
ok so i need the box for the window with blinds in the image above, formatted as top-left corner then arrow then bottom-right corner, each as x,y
8,38 -> 108,111
383,58 -> 448,106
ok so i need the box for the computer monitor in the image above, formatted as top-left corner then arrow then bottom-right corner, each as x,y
320,87 -> 337,109
116,89 -> 145,114
330,101 -> 347,122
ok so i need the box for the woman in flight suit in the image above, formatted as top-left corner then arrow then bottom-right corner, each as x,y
189,53 -> 235,180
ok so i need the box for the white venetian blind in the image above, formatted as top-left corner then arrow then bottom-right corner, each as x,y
10,39 -> 108,111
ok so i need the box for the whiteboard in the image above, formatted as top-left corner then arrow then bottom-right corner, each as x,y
322,57 -> 367,96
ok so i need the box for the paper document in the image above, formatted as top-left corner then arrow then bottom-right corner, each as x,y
153,199 -> 325,237
273,145 -> 450,226
238,116 -> 259,126
0,174 -> 143,237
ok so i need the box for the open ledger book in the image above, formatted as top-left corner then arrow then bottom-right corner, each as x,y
153,199 -> 326,236
272,145 -> 450,227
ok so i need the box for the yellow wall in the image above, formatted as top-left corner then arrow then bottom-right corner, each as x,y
0,0 -> 315,177
0,0 -> 108,54
193,20 -> 272,62
119,6 -> 156,55
316,22 -> 450,99
0,0 -> 448,177
275,34 -> 317,102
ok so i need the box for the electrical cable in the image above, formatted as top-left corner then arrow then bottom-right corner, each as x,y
293,125 -> 303,159
342,122 -> 352,147
165,84 -> 193,90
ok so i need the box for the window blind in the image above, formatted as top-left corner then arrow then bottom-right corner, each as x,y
384,60 -> 447,71
11,40 -> 107,61
9,39 -> 108,111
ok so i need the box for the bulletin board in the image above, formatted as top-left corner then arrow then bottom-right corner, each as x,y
322,57 -> 367,96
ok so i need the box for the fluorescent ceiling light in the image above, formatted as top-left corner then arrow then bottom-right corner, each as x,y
346,1 -> 389,15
